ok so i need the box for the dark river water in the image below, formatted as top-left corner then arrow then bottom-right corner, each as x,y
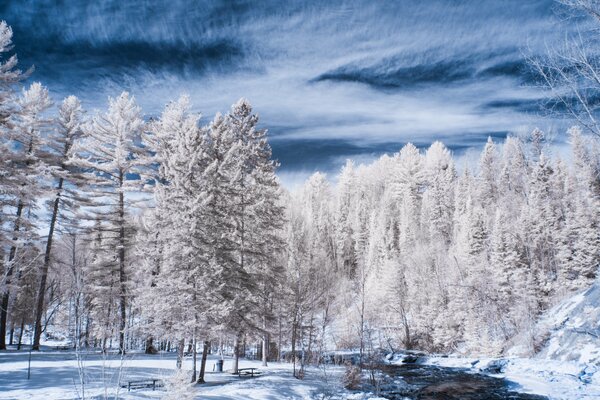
359,363 -> 548,400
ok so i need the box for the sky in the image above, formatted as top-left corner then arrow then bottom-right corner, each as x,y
0,0 -> 580,186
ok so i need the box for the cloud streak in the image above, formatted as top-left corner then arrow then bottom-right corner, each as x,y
0,0 -> 580,183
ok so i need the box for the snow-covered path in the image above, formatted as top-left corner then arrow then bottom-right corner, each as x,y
0,349 -> 345,399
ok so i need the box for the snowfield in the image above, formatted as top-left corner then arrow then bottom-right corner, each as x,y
0,349 -> 348,400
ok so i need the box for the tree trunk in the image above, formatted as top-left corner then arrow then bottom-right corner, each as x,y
84,316 -> 90,348
359,278 -> 366,368
0,201 -> 24,350
402,310 -> 411,350
262,333 -> 269,367
232,334 -> 240,374
191,337 -> 197,382
8,322 -> 14,346
307,312 -> 314,365
176,338 -> 185,369
291,314 -> 297,378
32,178 -> 64,351
73,293 -> 80,349
278,312 -> 282,362
16,318 -> 24,350
118,176 -> 127,355
197,340 -> 209,384
145,337 -> 155,354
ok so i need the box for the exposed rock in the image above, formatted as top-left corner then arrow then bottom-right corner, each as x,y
478,359 -> 508,374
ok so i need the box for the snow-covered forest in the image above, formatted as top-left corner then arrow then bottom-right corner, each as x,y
0,13 -> 598,360
1,0 -> 600,396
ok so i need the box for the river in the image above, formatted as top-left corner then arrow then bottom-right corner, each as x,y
356,363 -> 547,399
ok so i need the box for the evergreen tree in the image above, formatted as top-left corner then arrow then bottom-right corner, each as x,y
0,82 -> 52,350
216,99 -> 286,372
69,92 -> 145,354
32,95 -> 85,350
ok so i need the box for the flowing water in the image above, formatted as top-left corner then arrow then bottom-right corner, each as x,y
360,363 -> 547,400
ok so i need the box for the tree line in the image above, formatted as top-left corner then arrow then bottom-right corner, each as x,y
0,18 -> 599,381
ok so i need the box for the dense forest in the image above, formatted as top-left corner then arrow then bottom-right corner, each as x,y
0,14 -> 598,386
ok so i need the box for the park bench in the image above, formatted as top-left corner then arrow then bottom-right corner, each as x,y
53,345 -> 71,350
235,367 -> 261,377
120,379 -> 164,391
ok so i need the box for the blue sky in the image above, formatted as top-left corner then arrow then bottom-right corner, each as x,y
1,0 -> 577,185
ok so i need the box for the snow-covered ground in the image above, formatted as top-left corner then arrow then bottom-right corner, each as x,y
3,347 -> 598,399
536,279 -> 600,365
6,278 -> 600,400
0,348 -> 347,399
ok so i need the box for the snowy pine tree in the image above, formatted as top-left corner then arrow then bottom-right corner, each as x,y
69,92 -> 145,354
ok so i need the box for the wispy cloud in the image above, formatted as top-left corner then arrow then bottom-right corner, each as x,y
0,0 -> 579,185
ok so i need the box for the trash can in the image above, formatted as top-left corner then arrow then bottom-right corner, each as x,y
215,359 -> 224,372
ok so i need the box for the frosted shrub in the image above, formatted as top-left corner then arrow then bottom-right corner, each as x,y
162,370 -> 196,400
343,364 -> 362,390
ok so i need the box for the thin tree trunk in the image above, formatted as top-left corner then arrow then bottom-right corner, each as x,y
191,337 -> 197,382
291,313 -> 297,378
197,340 -> 209,384
261,301 -> 269,366
261,306 -> 269,367
9,322 -> 14,346
307,312 -> 314,365
262,332 -> 269,367
84,316 -> 90,348
0,201 -> 24,350
118,175 -> 126,355
176,338 -> 185,369
16,319 -> 25,350
32,178 -> 64,351
73,293 -> 80,349
278,312 -> 282,362
359,288 -> 365,368
232,334 -> 240,374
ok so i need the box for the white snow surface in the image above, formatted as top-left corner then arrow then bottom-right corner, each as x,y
0,349 -> 353,400
535,280 -> 600,365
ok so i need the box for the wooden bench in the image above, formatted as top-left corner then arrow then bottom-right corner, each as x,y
235,367 -> 261,377
120,379 -> 164,391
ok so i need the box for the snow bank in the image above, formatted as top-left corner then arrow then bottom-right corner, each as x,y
536,280 -> 600,364
502,358 -> 599,399
492,278 -> 600,398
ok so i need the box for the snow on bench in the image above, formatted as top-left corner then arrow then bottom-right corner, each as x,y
120,379 -> 164,391
235,367 -> 261,377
